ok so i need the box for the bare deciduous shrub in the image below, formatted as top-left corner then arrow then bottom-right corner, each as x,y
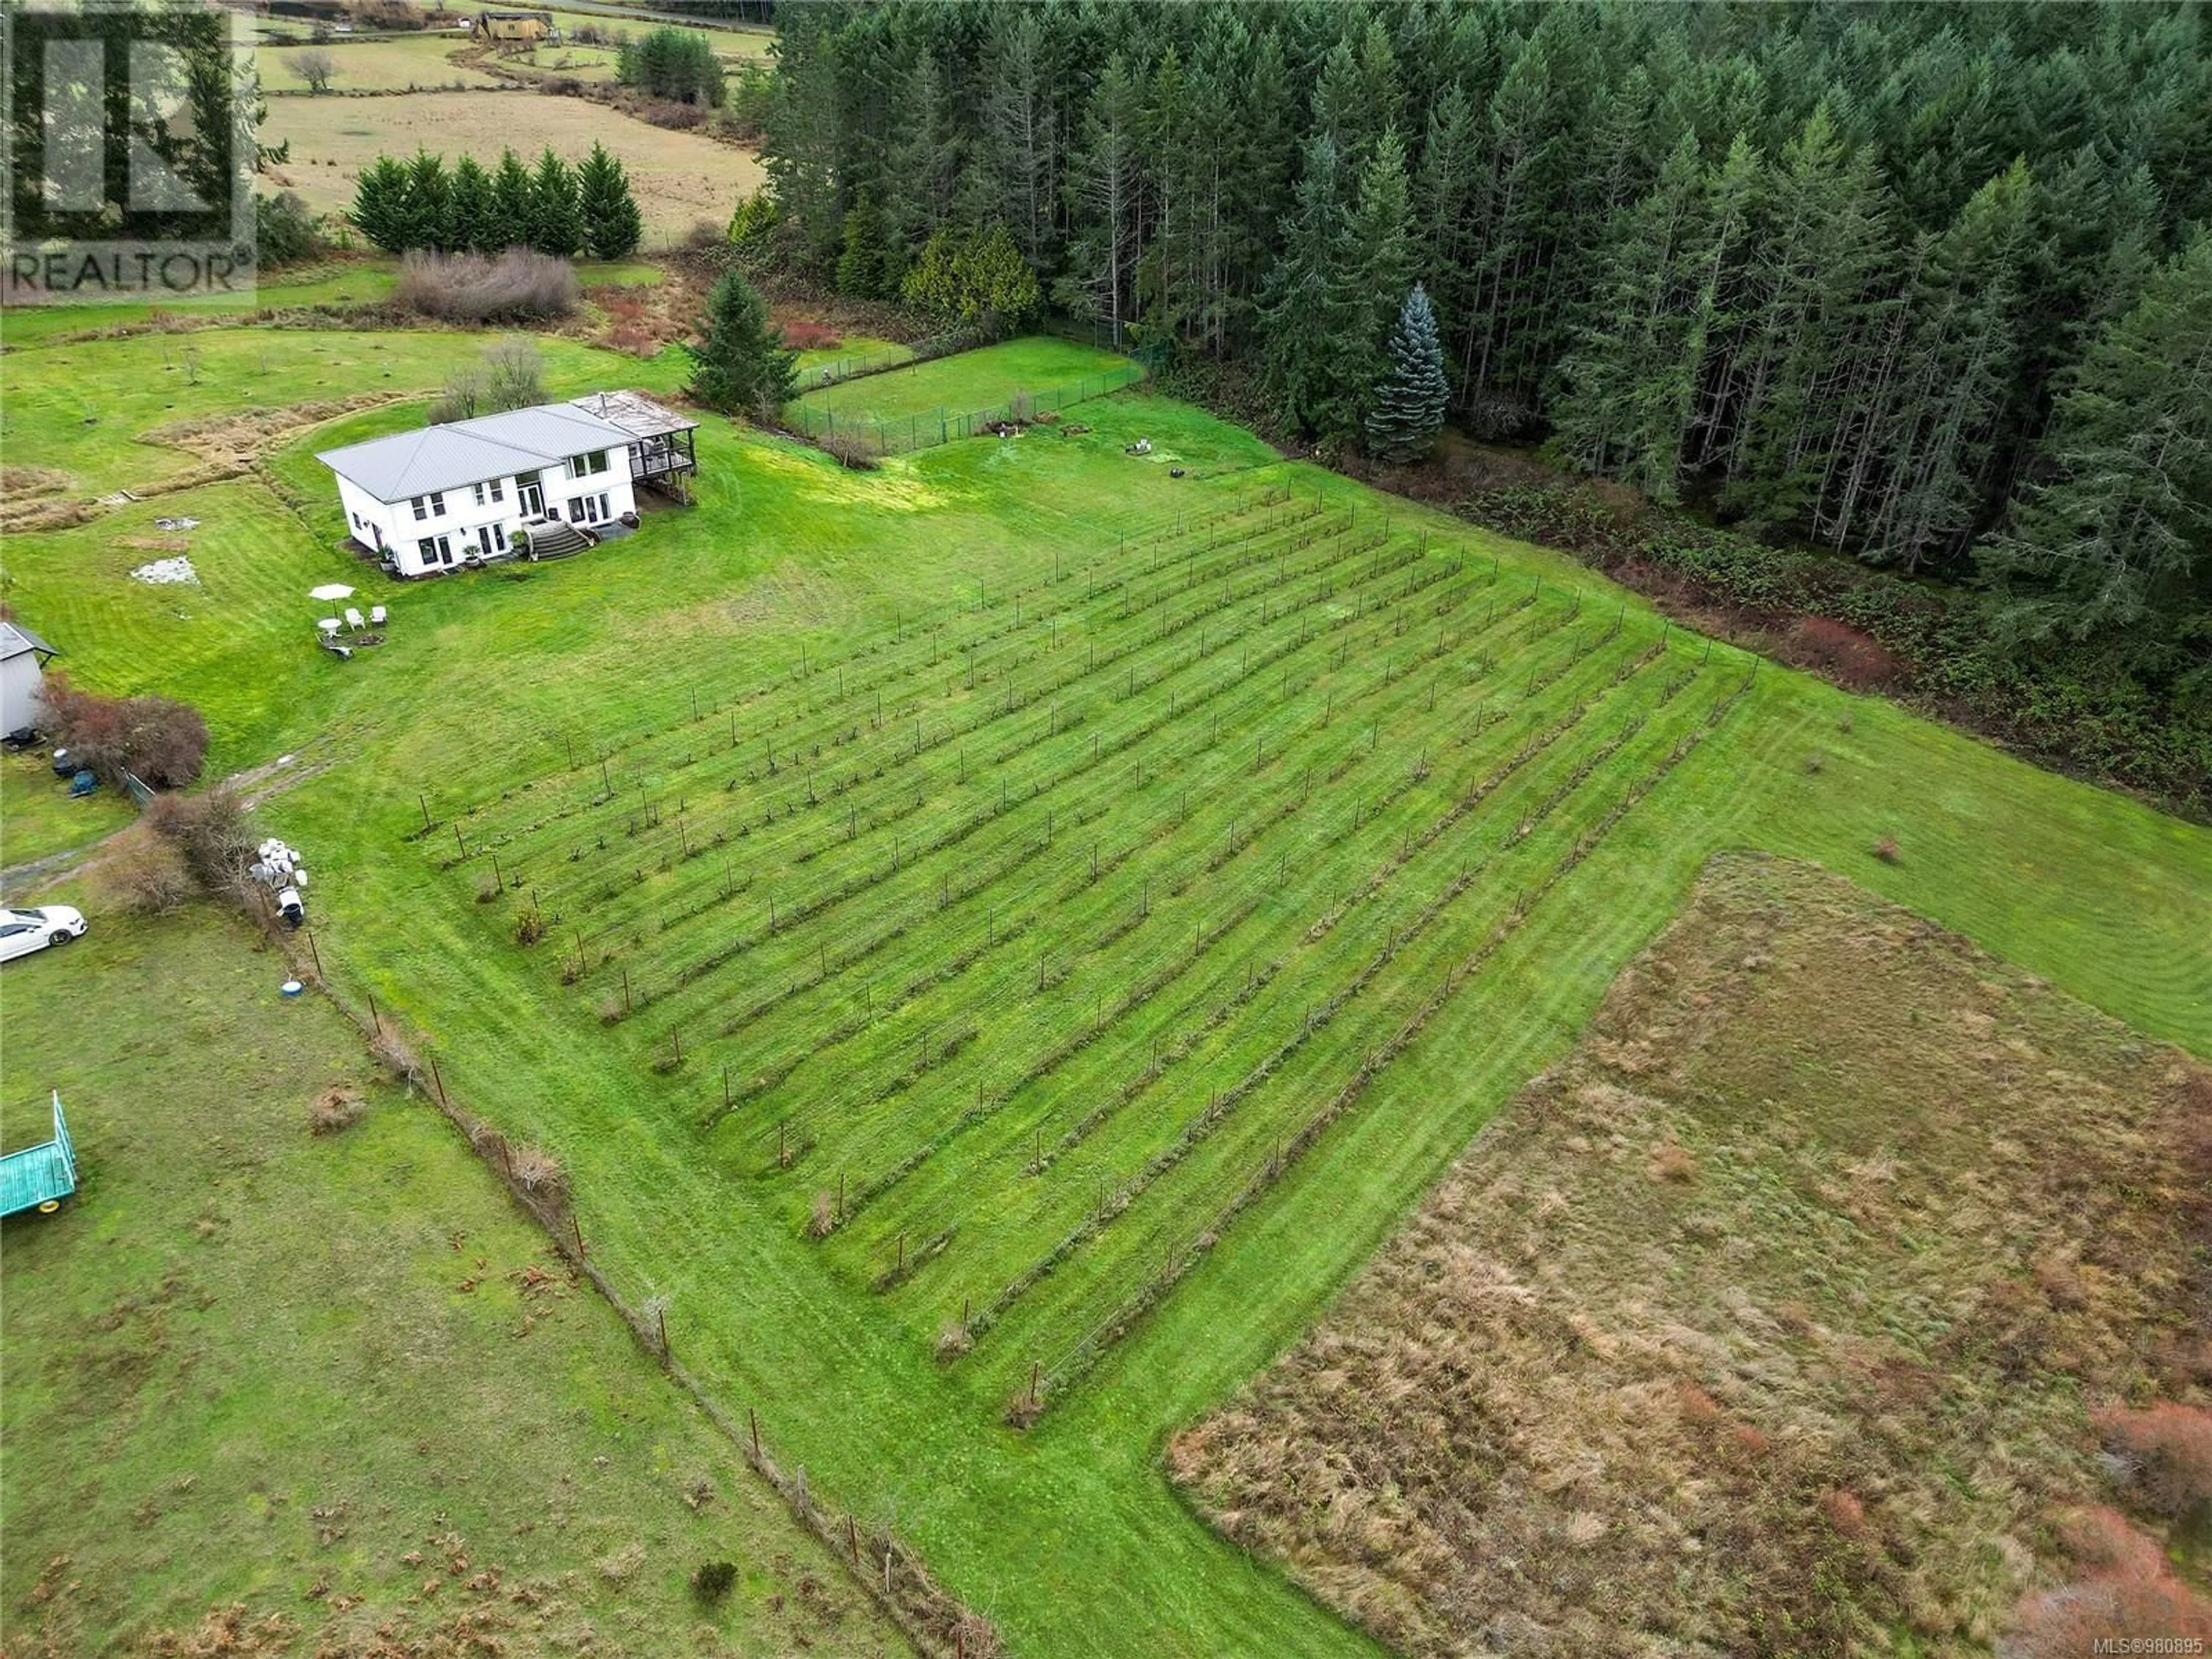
2093,1402 -> 2212,1517
514,910 -> 547,945
99,830 -> 192,914
368,1027 -> 422,1087
509,1145 -> 569,1208
146,785 -> 256,899
934,1321 -> 972,1362
1873,834 -> 1901,863
285,47 -> 337,92
394,249 -> 578,323
817,432 -> 881,471
483,336 -> 547,410
41,671 -> 209,787
308,1085 -> 368,1135
808,1191 -> 835,1238
1003,1388 -> 1041,1429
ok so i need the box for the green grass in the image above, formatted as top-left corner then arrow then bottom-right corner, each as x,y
0,747 -> 134,873
258,33 -> 501,90
786,337 -> 1137,435
0,891 -> 910,1657
2,323 -> 2207,1657
0,260 -> 660,353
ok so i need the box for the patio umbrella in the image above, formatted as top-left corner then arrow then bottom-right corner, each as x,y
309,583 -> 355,601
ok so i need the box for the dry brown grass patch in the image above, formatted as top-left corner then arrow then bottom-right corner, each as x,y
1172,853 -> 2207,1658
306,1084 -> 368,1135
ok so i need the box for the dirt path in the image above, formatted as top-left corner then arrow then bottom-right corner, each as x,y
0,740 -> 336,901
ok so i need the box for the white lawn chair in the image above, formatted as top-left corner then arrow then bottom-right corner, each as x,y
369,604 -> 388,627
344,607 -> 366,632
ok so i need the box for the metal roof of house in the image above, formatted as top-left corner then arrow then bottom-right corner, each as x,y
569,390 -> 699,441
316,400 -> 635,503
0,621 -> 58,663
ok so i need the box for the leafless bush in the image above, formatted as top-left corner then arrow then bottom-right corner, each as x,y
308,1084 -> 368,1135
641,100 -> 706,130
428,365 -> 489,425
509,1144 -> 570,1208
369,1026 -> 422,1086
1873,835 -> 1901,864
394,248 -> 578,324
817,432 -> 881,471
146,786 -> 257,899
483,336 -> 546,410
285,47 -> 338,92
2093,1402 -> 2212,1518
934,1321 -> 972,1362
808,1191 -> 835,1238
99,830 -> 194,914
41,670 -> 209,787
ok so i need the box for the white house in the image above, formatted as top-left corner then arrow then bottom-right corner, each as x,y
0,620 -> 58,736
316,394 -> 699,578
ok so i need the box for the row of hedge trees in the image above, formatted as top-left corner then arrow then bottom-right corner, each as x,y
351,143 -> 642,260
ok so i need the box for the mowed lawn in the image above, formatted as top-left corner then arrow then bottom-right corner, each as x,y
0,892 -> 910,1658
786,337 -> 1137,433
262,92 -> 767,246
2,327 -> 2207,1659
0,748 -> 134,874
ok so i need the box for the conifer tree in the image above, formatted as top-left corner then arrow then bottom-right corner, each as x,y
1056,54 -> 1145,341
1984,230 -> 2212,664
1258,134 -> 1361,438
402,150 -> 452,251
686,271 -> 797,416
576,142 -> 643,260
1365,285 -> 1450,463
446,154 -> 495,253
528,147 -> 583,258
350,155 -> 411,253
835,190 -> 896,299
487,148 -> 536,251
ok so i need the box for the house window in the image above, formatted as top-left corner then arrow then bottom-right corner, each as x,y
418,537 -> 437,562
472,482 -> 487,507
598,492 -> 610,520
490,477 -> 504,502
411,496 -> 429,521
566,450 -> 608,479
429,491 -> 447,517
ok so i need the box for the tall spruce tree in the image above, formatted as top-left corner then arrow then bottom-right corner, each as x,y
528,147 -> 583,258
1056,54 -> 1145,340
402,150 -> 452,251
446,154 -> 495,253
1984,230 -> 2212,666
686,271 -> 798,416
1365,284 -> 1450,463
1257,134 -> 1362,438
350,155 -> 411,252
487,148 -> 536,251
576,142 -> 643,260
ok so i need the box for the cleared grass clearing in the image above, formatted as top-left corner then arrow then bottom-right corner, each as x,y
1170,852 -> 2211,1654
0,889 -> 909,1658
3,322 -> 2207,1658
262,92 -> 767,245
786,337 -> 1135,431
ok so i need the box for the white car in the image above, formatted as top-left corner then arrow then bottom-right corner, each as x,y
0,906 -> 88,963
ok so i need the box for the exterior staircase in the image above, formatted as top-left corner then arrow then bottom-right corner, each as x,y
521,518 -> 595,562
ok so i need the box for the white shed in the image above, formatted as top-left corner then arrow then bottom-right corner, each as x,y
0,621 -> 58,736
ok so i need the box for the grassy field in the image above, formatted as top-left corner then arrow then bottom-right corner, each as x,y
0,885 -> 910,1657
1172,853 -> 2211,1654
262,93 -> 767,246
0,748 -> 133,874
259,33 -> 501,91
3,326 -> 2208,1656
787,338 -> 1140,435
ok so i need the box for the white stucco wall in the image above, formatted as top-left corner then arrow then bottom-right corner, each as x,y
331,445 -> 639,578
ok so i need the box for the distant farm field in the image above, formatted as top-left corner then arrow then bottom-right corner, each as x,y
262,93 -> 767,244
259,33 -> 501,91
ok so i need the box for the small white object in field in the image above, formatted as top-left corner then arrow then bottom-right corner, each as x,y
131,556 -> 198,585
281,980 -> 304,997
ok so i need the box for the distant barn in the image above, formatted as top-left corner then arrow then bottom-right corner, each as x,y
471,9 -> 557,43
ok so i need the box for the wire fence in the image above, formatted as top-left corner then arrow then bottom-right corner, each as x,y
790,328 -> 982,395
783,359 -> 1152,458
